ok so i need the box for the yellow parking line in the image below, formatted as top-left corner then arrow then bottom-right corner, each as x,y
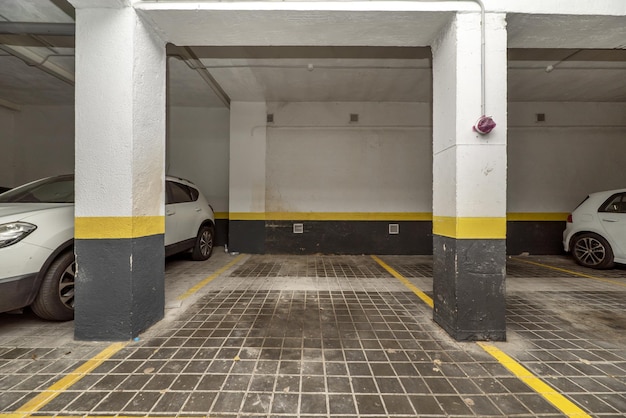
13,342 -> 127,416
1,416 -> 197,418
372,255 -> 591,418
512,257 -> 626,288
478,342 -> 591,417
178,254 -> 245,300
371,255 -> 433,308
8,256 -> 246,418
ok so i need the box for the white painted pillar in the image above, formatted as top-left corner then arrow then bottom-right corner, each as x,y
71,1 -> 167,340
228,102 -> 268,252
431,12 -> 508,341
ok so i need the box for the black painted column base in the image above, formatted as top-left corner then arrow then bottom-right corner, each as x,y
433,235 -> 506,341
74,235 -> 165,341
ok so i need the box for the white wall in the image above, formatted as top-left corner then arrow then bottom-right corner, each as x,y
0,107 -> 16,187
508,102 -> 626,212
13,106 -> 74,186
1,105 -> 231,216
265,102 -> 432,213
167,107 -> 230,213
228,102 -> 267,215
3,101 -> 625,217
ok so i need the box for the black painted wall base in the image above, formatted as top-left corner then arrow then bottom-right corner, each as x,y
229,220 -> 432,255
226,219 -> 565,256
74,235 -> 165,341
507,221 -> 566,255
432,235 -> 506,341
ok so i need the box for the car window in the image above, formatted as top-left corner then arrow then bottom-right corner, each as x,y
0,175 -> 74,203
166,181 -> 194,204
599,193 -> 626,213
189,186 -> 199,201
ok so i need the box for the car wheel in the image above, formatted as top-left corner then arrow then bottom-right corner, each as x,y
31,250 -> 75,321
191,224 -> 214,261
571,233 -> 615,269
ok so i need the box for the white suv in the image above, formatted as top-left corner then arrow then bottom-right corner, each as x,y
0,174 -> 215,320
563,188 -> 626,269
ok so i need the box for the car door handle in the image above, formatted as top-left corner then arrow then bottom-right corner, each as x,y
166,209 -> 176,216
602,219 -> 618,222
195,208 -> 202,212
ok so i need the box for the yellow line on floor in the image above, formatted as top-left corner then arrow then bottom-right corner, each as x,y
478,342 -> 591,417
512,257 -> 626,288
12,342 -> 127,416
373,255 -> 592,418
0,416 -> 198,418
178,254 -> 246,300
371,255 -> 433,308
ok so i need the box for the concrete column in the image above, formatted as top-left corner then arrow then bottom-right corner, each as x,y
228,102 -> 267,253
431,12 -> 508,341
71,2 -> 166,340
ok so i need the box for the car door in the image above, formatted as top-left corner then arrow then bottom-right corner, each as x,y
165,180 -> 196,246
598,192 -> 626,258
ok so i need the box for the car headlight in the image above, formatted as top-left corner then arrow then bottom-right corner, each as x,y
0,222 -> 37,248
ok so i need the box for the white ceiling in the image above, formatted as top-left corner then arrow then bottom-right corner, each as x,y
0,1 -> 625,109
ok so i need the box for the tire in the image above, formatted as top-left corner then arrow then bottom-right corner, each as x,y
31,250 -> 75,321
191,224 -> 214,261
571,233 -> 614,269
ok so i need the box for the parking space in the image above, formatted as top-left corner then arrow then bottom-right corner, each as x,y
1,251 -> 625,417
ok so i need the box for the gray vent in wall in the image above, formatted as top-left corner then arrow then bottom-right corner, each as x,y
293,223 -> 304,234
389,223 -> 399,235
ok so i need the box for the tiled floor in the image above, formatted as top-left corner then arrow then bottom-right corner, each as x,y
0,251 -> 625,417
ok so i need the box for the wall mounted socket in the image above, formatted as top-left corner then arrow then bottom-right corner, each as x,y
389,224 -> 399,235
293,223 -> 304,234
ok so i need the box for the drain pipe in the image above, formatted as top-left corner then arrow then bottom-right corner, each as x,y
463,0 -> 495,134
0,3 -> 489,121
415,0 -> 490,132
465,0 -> 486,117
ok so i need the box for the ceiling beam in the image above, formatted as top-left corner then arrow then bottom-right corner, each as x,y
0,43 -> 74,85
0,97 -> 21,112
173,46 -> 231,109
0,22 -> 74,36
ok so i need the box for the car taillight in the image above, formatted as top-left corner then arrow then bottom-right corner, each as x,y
566,214 -> 573,223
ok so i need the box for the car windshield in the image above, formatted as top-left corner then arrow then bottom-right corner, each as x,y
0,175 -> 75,203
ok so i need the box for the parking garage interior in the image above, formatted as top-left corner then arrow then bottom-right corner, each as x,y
0,0 -> 625,417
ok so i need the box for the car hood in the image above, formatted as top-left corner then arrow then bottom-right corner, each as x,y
0,203 -> 74,222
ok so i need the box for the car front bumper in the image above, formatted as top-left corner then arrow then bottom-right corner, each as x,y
0,273 -> 39,313
0,241 -> 55,313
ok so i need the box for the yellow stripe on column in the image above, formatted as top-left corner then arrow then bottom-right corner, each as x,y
433,216 -> 506,239
75,216 -> 164,239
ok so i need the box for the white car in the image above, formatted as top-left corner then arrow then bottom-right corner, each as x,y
0,174 -> 215,321
563,188 -> 626,269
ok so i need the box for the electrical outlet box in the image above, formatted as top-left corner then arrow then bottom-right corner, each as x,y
293,223 -> 304,234
389,224 -> 399,235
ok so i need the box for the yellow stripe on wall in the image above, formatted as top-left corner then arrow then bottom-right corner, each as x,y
507,212 -> 569,221
229,212 -> 433,221
229,212 -> 267,221
214,212 -> 230,220
226,212 -> 567,222
75,216 -> 164,239
433,216 -> 506,239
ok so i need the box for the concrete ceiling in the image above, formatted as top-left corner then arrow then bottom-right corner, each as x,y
0,1 -> 625,109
